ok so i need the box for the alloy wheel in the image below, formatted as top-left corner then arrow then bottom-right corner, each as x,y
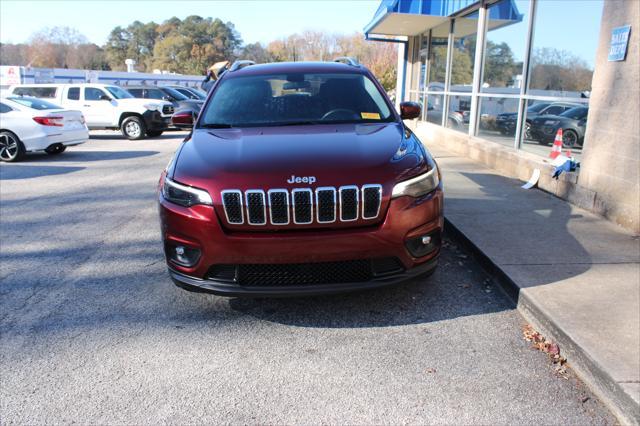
0,133 -> 19,161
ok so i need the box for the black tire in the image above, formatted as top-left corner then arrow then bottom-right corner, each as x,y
562,129 -> 579,149
0,131 -> 26,162
45,144 -> 67,155
146,130 -> 164,137
121,116 -> 146,140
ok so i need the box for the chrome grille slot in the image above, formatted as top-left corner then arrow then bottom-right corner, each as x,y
339,186 -> 358,221
268,189 -> 289,225
245,190 -> 266,225
162,105 -> 174,115
221,185 -> 381,226
292,189 -> 313,224
221,190 -> 243,224
362,184 -> 382,219
316,188 -> 336,223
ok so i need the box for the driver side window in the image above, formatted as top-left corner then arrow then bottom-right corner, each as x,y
85,87 -> 107,101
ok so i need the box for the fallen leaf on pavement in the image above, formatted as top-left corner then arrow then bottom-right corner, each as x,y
523,324 -> 568,378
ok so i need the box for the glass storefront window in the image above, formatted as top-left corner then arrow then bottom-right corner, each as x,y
446,95 -> 471,132
427,23 -> 449,89
482,0 -> 529,93
425,93 -> 445,126
450,12 -> 478,88
521,100 -> 588,161
528,0 -> 603,97
477,97 -> 519,148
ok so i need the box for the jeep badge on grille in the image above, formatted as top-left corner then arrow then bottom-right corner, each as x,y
287,175 -> 317,184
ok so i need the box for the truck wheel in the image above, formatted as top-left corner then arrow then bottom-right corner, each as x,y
121,116 -> 146,140
146,130 -> 164,137
0,131 -> 26,162
45,144 -> 67,155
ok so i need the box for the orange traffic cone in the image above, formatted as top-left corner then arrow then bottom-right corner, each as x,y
549,128 -> 563,159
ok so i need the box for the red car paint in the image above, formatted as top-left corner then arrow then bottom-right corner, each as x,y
158,61 -> 443,296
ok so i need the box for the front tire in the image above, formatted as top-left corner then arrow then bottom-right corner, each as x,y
562,129 -> 579,149
146,130 -> 164,137
45,144 -> 67,155
121,116 -> 146,140
0,131 -> 26,162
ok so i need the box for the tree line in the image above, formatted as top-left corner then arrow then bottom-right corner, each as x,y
0,15 -> 594,93
0,16 -> 397,90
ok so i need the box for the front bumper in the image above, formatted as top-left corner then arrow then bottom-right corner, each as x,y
169,256 -> 438,297
143,110 -> 171,131
159,187 -> 443,296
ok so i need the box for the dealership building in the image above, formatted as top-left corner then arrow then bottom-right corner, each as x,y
365,0 -> 638,232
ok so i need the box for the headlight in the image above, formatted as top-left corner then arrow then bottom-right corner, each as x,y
391,167 -> 440,198
162,177 -> 212,207
544,120 -> 560,126
143,103 -> 160,111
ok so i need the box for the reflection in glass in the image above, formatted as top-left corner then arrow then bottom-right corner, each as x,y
478,97 -> 518,148
521,100 -> 588,161
482,0 -> 529,93
446,95 -> 471,132
450,12 -> 478,88
528,0 -> 603,97
427,23 -> 449,89
425,94 -> 445,126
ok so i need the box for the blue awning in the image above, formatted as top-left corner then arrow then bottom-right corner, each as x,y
364,0 -> 523,38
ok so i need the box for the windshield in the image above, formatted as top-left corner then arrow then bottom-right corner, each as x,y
200,72 -> 394,128
162,87 -> 189,101
106,86 -> 133,99
527,103 -> 550,113
7,96 -> 61,110
560,107 -> 588,120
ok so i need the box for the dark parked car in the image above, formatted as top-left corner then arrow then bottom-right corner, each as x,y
159,59 -> 443,297
126,86 -> 204,121
528,106 -> 589,148
495,102 -> 581,137
166,85 -> 207,101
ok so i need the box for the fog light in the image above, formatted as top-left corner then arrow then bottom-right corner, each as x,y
166,243 -> 201,267
405,231 -> 441,258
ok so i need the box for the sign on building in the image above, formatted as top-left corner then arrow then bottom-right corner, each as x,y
608,25 -> 631,62
0,66 -> 22,86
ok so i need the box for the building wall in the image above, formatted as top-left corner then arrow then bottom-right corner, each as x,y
579,0 -> 639,231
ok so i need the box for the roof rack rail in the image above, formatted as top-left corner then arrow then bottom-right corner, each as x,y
333,57 -> 360,67
229,60 -> 256,72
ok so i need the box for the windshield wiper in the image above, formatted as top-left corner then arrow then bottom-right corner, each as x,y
200,123 -> 234,128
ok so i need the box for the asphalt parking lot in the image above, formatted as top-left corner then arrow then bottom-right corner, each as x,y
0,131 -> 613,424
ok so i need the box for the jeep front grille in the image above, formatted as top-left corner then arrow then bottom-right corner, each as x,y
220,185 -> 383,226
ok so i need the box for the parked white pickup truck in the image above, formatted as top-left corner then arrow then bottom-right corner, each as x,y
7,83 -> 174,140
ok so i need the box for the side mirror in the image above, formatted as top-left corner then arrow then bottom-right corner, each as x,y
100,94 -> 112,101
400,101 -> 421,120
172,110 -> 196,128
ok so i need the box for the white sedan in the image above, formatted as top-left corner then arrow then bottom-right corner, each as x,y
0,96 -> 88,162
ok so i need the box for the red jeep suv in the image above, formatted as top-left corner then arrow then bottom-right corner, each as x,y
158,59 -> 443,296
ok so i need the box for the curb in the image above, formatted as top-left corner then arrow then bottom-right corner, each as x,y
443,217 -> 640,425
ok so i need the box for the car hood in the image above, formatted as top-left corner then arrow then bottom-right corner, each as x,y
173,122 -> 428,195
176,100 -> 204,110
116,98 -> 172,109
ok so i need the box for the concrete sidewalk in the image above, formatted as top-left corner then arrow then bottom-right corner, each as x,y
429,142 -> 640,424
